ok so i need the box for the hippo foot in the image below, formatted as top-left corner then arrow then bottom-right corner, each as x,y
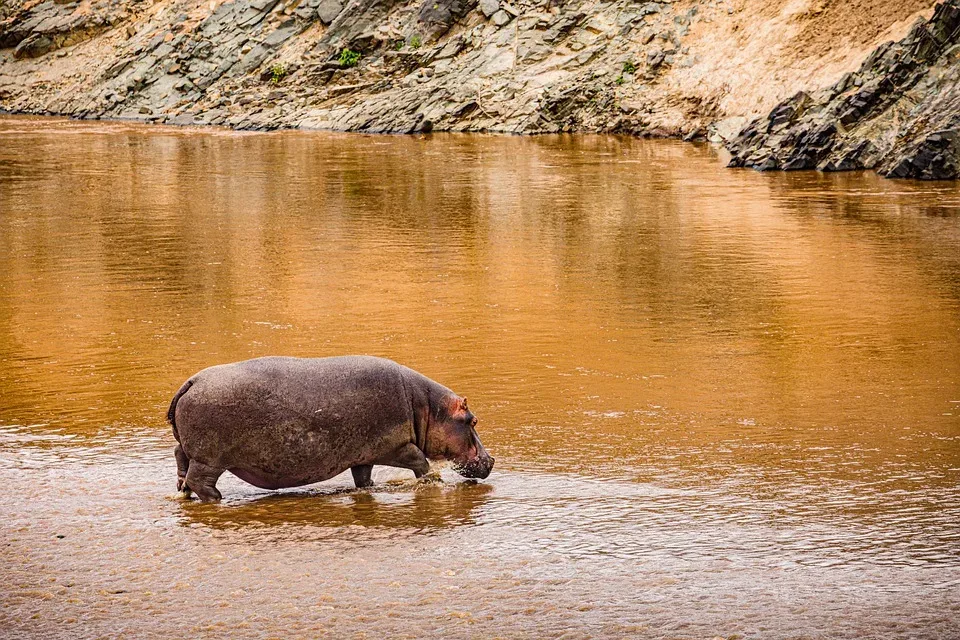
419,470 -> 443,484
351,465 -> 375,489
184,460 -> 224,503
174,445 -> 190,490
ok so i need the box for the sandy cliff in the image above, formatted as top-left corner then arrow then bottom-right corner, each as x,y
1,0 -> 956,178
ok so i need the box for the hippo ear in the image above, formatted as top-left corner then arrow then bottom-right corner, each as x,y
461,397 -> 468,411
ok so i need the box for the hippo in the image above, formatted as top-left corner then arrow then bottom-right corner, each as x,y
167,356 -> 495,502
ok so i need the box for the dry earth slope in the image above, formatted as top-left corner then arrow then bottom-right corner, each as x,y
0,0 -> 956,178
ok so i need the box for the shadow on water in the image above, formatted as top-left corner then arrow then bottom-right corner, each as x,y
177,479 -> 493,533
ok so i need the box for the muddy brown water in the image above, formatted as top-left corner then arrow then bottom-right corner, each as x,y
1,116 -> 959,639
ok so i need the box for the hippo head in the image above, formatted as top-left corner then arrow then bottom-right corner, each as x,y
426,395 -> 495,479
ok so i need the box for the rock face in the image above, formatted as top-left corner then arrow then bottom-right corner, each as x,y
727,0 -> 960,180
0,0 -> 955,179
418,0 -> 478,40
1,0 -> 121,59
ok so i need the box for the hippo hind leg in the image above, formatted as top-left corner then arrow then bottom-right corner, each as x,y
351,465 -> 374,488
184,460 -> 225,503
174,444 -> 191,494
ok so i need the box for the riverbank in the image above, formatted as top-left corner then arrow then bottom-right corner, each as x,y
1,0 -> 957,178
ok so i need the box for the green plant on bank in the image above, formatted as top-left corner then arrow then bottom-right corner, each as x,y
410,34 -> 422,49
269,63 -> 286,84
394,39 -> 405,51
339,48 -> 361,68
615,75 -> 624,85
622,60 -> 637,75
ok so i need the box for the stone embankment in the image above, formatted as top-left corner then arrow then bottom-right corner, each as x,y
0,0 -> 956,178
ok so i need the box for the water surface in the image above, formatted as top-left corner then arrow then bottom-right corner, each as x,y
1,116 -> 959,639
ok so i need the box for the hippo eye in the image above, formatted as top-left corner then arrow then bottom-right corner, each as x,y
470,416 -> 478,427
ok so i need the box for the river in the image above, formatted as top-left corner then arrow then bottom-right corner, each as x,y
1,116 -> 959,639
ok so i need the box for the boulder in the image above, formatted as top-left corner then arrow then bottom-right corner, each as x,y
13,33 -> 54,59
418,0 -> 478,40
638,3 -> 660,16
491,9 -> 511,27
317,0 -> 343,24
479,0 -> 499,18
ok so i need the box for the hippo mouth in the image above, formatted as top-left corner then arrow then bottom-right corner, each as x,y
452,455 -> 494,479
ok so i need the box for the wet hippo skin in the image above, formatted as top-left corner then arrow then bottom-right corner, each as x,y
167,356 -> 495,502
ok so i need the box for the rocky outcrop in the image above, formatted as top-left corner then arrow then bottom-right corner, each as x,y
0,0 -> 125,59
726,0 -> 960,180
0,0 -> 723,133
0,0 -> 954,179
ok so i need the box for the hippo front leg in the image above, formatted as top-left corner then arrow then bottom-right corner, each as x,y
379,443 -> 431,479
351,465 -> 374,488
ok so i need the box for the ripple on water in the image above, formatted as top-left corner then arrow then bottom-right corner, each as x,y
1,119 -> 959,638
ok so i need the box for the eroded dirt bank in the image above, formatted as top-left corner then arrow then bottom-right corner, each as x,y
1,0 -> 957,178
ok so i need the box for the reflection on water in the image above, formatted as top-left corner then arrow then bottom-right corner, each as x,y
1,116 -> 959,638
180,477 -> 493,534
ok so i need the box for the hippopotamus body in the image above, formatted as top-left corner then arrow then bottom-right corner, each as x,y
167,356 -> 494,502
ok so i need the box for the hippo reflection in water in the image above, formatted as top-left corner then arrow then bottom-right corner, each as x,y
167,356 -> 495,502
182,483 -> 494,531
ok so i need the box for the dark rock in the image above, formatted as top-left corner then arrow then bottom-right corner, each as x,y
347,31 -> 381,52
646,49 -> 665,69
781,153 -> 814,171
432,35 -> 465,60
306,65 -> 337,85
479,0 -> 498,18
883,129 -> 959,180
238,0 -> 281,27
418,0 -> 478,40
263,25 -> 299,48
637,3 -> 660,16
236,44 -> 271,74
317,0 -> 343,24
295,5 -> 318,20
13,33 -> 54,59
542,13 -> 585,44
250,0 -> 279,11
491,9 -> 511,27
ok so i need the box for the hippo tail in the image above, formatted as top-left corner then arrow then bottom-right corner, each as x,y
166,379 -> 194,442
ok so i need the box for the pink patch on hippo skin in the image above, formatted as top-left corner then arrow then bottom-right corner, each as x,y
446,395 -> 469,416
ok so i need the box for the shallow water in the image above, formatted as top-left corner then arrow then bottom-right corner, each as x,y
1,116 -> 959,639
